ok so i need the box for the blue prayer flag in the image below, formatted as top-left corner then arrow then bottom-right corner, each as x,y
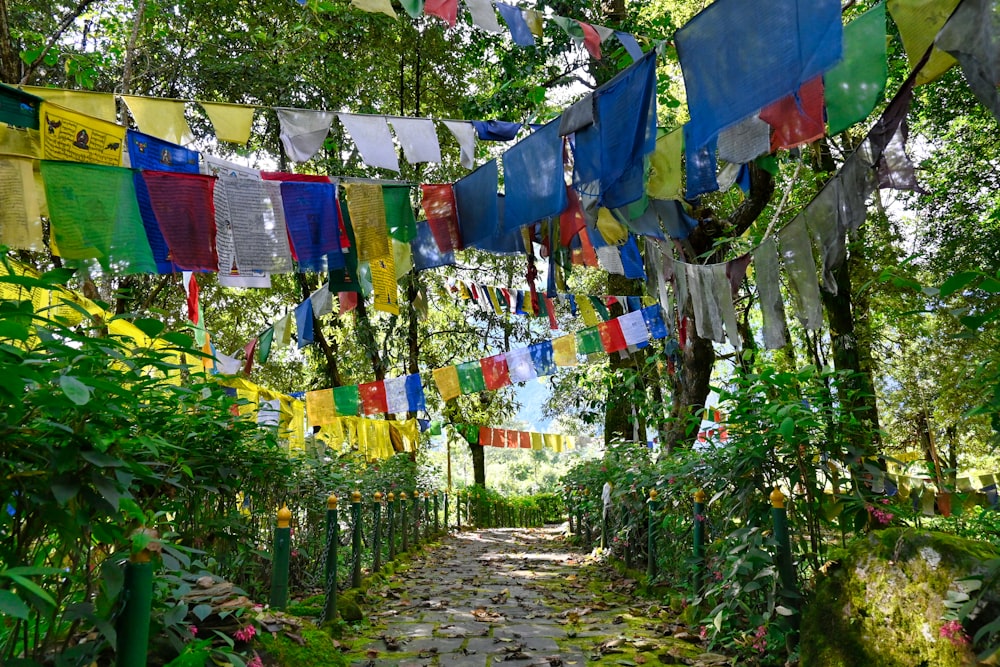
480,195 -> 526,254
280,181 -> 340,273
502,119 -> 567,232
650,199 -> 699,240
405,373 -> 426,412
496,2 -> 535,47
455,160 -> 499,249
412,220 -> 456,271
615,31 -> 643,62
684,123 -> 718,199
620,235 -> 646,280
295,298 -> 314,348
641,304 -> 669,339
626,296 -> 643,312
472,120 -> 521,141
529,341 -> 557,377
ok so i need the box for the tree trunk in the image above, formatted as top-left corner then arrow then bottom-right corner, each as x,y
604,273 -> 645,444
0,0 -> 20,83
470,442 -> 485,486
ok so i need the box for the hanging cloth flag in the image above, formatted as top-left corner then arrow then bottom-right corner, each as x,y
425,0 -> 459,25
576,326 -> 604,355
597,319 -> 627,353
310,283 -> 333,316
618,309 -> 650,346
576,295 -> 600,326
754,237 -> 788,349
528,341 -> 556,376
359,381 -> 389,415
640,305 -> 669,339
370,251 -> 400,315
442,120 -> 476,169
615,31 -> 643,62
332,385 -> 360,416
619,235 -> 646,280
382,185 -> 417,242
717,114 -> 770,165
398,0 -> 423,17
127,129 -> 199,171
214,348 -> 242,375
272,313 -> 292,349
24,86 -> 115,122
214,176 -> 295,274
760,76 -> 826,151
275,108 -> 335,163
502,119 -> 567,232
523,8 -> 543,36
825,3 -> 888,136
121,96 -> 192,146
257,326 -> 275,364
294,297 -> 315,348
801,181 -> 844,296
596,245 -> 625,276
202,154 -> 260,179
388,117 -> 441,164
778,216 -> 824,330
412,219 -> 456,270
936,0 -> 1000,123
647,127 -> 683,200
40,101 -> 124,166
684,123 -> 718,199
465,0 -> 502,32
280,181 -> 341,272
877,122 -> 925,193
421,184 -> 463,251
559,95 -> 595,136
552,16 -> 585,46
578,21 -> 604,59
675,0 -> 843,155
198,102 -> 255,144
433,366 -> 461,401
242,338 -> 258,376
552,335 -> 577,366
454,159 -> 499,248
136,170 -> 224,273
505,346 -> 537,383
339,114 -> 400,172
306,389 -> 337,427
0,156 -> 42,250
457,361 -> 487,393
41,162 -> 156,273
351,0 -> 397,17
560,186 -> 587,247
344,182 -> 390,262
472,120 -> 521,141
480,354 -> 511,390
496,2 -> 535,46
887,0 -> 961,85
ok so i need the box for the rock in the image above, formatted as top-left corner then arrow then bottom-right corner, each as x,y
800,528 -> 998,666
339,597 -> 364,622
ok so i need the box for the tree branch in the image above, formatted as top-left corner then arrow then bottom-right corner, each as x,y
19,0 -> 101,85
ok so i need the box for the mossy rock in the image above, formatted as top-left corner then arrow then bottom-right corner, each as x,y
801,528 -> 997,666
336,592 -> 364,622
257,626 -> 349,667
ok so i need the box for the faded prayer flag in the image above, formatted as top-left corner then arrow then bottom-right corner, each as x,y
421,184 -> 463,252
502,119 -> 567,232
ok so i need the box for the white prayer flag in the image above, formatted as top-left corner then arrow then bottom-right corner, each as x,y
338,113 -> 400,172
465,0 -> 503,32
389,117 -> 442,164
618,310 -> 650,346
442,120 -> 477,169
384,376 -> 409,413
310,283 -> 333,317
505,347 -> 537,383
202,154 -> 261,179
275,108 -> 336,163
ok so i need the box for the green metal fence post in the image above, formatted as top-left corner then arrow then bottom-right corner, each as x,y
770,488 -> 800,643
400,492 -> 409,552
434,491 -> 440,534
456,491 -> 463,530
116,529 -> 157,667
351,490 -> 362,588
372,492 -> 383,573
270,505 -> 291,610
424,492 -> 431,540
413,490 -> 421,546
443,491 -> 449,533
324,494 -> 339,621
647,489 -> 659,580
387,492 -> 397,562
693,489 -> 706,597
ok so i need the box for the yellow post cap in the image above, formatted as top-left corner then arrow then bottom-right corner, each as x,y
277,504 -> 292,528
649,489 -> 659,500
327,494 -> 338,510
374,491 -> 383,502
388,492 -> 395,501
352,490 -> 362,503
400,492 -> 408,500
694,489 -> 707,503
770,487 -> 786,509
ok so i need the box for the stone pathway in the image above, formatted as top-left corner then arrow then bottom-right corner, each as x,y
346,526 -> 719,666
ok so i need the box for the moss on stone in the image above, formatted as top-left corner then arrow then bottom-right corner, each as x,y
800,528 -> 996,666
257,626 -> 350,667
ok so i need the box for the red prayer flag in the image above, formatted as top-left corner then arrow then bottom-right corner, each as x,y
359,381 -> 388,415
546,297 -> 558,330
577,225 -> 600,267
339,291 -> 358,314
559,185 -> 586,247
142,172 -> 218,271
186,272 -> 200,326
243,337 -> 257,376
425,0 -> 458,26
422,184 -> 463,252
578,21 -> 603,59
479,426 -> 492,447
519,431 -> 531,448
597,319 -> 628,352
480,354 -> 511,390
760,76 -> 826,152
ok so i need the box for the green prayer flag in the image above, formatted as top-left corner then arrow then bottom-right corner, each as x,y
825,2 -> 888,136
383,184 -> 417,243
576,326 -> 604,355
458,423 -> 479,445
41,161 -> 156,274
589,296 -> 610,321
0,83 -> 41,129
333,385 -> 360,416
257,327 -> 274,364
456,361 -> 487,394
399,0 -> 423,18
553,16 -> 585,43
756,154 -> 780,177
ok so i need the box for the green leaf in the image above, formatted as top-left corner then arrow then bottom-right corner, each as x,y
0,589 -> 30,619
192,603 -> 213,621
0,319 -> 30,341
81,450 -> 123,468
979,277 -> 1000,292
51,476 -> 80,505
132,318 -> 166,338
59,375 -> 91,405
778,417 -> 795,442
3,574 -> 56,609
939,271 -> 981,297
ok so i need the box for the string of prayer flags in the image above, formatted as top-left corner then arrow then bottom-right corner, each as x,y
496,2 -> 536,46
502,119 -> 567,232
275,108 -> 336,162
469,425 -> 575,452
442,120 -> 476,169
433,365 -> 461,401
422,184 -> 463,252
887,0 -> 961,85
825,2 -> 889,136
294,297 -> 314,348
935,0 -> 1000,123
199,102 -> 255,144
339,114 -> 400,172
40,101 -> 124,166
281,181 -> 341,272
0,156 -> 42,250
121,96 -> 192,146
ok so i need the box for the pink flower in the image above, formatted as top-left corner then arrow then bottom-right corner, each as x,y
247,655 -> 264,667
189,625 -> 198,636
234,625 -> 257,642
939,620 -> 969,647
699,626 -> 708,640
694,514 -> 706,522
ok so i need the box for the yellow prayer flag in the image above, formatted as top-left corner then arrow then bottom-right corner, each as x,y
0,126 -> 40,157
23,87 -> 117,122
351,0 -> 397,17
552,335 -> 578,367
317,420 -> 346,452
306,389 -> 338,427
289,399 -> 306,453
530,432 -> 544,451
433,366 -> 461,401
576,295 -> 599,326
391,418 -> 420,452
0,155 -> 42,250
647,127 -> 683,200
392,238 -> 413,279
524,9 -> 543,37
887,0 -> 961,85
121,96 -> 193,145
544,433 -> 561,452
40,102 -> 125,166
345,182 -> 390,262
596,207 -> 628,245
564,435 -> 575,451
199,101 -> 256,144
371,251 -> 399,315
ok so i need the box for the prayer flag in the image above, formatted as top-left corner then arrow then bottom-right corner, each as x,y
760,77 -> 826,151
40,101 -> 124,166
306,389 -> 338,427
333,385 -> 360,416
754,237 -> 788,349
351,0 -> 397,17
121,96 -> 192,146
389,117 -> 441,164
597,319 -> 627,352
684,123 -> 718,198
576,326 -> 603,355
345,182 -> 390,262
281,181 -> 341,272
559,95 -> 594,137
295,297 -> 314,347
243,338 -> 258,375
531,432 -> 544,450
936,0 -> 1000,122
339,114 -> 400,172
258,326 -> 274,363
519,431 -> 531,449
425,0 -> 458,25
577,296 -> 599,326
505,347 -> 537,383
399,0 -> 423,17
618,309 -> 650,346
384,375 -> 409,413
421,184 -> 463,251
480,354 -> 511,389
199,102 -> 255,144
42,161 -> 156,272
24,87 -> 115,122
411,219 -> 456,270
274,314 -> 292,347
641,305 -> 669,340
275,108 -> 335,162
442,120 -> 477,169
433,366 -> 461,401
371,251 -> 400,315
717,114 -> 770,164
552,335 -> 577,366
214,176 -> 295,274
502,119 -> 567,231
310,283 -> 333,316
888,0 -> 960,85
359,381 -> 388,415
0,156 -> 42,250
524,9 -> 543,36
647,128 -> 683,200
454,159 -> 499,249
528,341 -> 556,376
465,0 -> 502,32
202,154 -> 260,179
778,216 -> 823,330
127,129 -> 199,172
615,31 -> 643,62
405,373 -> 426,411
472,120 -> 521,140
457,361 -> 487,393
496,2 -> 535,46
578,21 -> 603,59
825,3 -> 888,135
383,185 -> 417,242
478,426 -> 493,446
